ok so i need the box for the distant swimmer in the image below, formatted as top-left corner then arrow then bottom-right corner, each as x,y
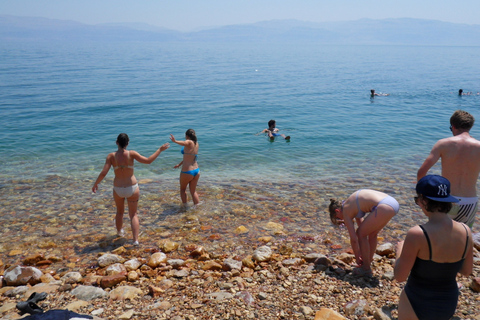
261,119 -> 290,141
458,89 -> 473,96
370,89 -> 389,97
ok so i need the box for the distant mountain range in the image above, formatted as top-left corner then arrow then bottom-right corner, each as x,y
1,15 -> 480,46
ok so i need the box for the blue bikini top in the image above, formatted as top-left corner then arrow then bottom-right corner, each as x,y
181,147 -> 198,161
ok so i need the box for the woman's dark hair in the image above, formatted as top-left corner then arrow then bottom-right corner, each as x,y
117,133 -> 129,149
418,194 -> 452,213
328,198 -> 342,225
268,119 -> 276,128
186,129 -> 197,145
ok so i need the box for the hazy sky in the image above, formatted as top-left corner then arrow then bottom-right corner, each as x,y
1,0 -> 479,31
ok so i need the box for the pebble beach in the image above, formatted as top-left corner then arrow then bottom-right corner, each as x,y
1,173 -> 479,319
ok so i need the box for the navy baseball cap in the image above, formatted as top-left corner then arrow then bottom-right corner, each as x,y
416,175 -> 459,203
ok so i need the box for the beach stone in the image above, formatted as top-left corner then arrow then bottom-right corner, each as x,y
202,260 -> 223,271
282,258 -> 303,266
0,302 -> 16,314
373,307 -> 391,320
40,273 -> 56,283
23,254 -> 45,266
207,291 -> 234,301
167,259 -> 185,269
148,285 -> 164,298
345,299 -> 368,317
242,256 -> 255,268
71,285 -> 107,301
147,252 -> 167,268
265,222 -> 283,232
100,273 -> 127,288
4,265 -> 43,286
470,277 -> 480,292
158,279 -> 174,290
92,308 -> 104,316
314,255 -> 332,267
65,300 -> 88,311
315,308 -> 347,320
252,246 -> 272,262
119,309 -> 135,319
158,239 -> 179,253
4,285 -> 28,297
61,271 -> 82,284
258,236 -> 273,243
300,306 -> 314,316
106,263 -> 127,275
109,285 -> 143,300
127,271 -> 139,282
336,252 -> 354,264
223,258 -> 242,271
82,274 -> 102,286
124,258 -> 142,271
234,226 -> 249,234
235,291 -> 255,305
173,269 -> 189,278
112,246 -> 127,255
25,283 -> 60,298
98,254 -> 124,268
303,253 -> 325,263
376,243 -> 395,257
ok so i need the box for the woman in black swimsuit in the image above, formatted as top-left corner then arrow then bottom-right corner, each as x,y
394,175 -> 473,320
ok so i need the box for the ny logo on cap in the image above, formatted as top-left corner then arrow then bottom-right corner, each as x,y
437,184 -> 448,196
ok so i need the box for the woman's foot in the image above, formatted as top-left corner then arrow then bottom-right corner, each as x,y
352,267 -> 373,277
117,228 -> 125,237
285,136 -> 290,140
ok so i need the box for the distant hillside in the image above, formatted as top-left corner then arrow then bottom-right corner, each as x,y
1,15 -> 480,45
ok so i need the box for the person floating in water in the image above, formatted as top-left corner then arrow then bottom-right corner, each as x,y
370,89 -> 389,97
261,120 -> 290,141
458,89 -> 473,96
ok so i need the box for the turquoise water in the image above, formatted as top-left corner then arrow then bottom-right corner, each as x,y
1,41 -> 480,183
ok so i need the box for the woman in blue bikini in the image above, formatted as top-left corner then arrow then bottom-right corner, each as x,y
170,129 -> 200,206
329,189 -> 400,276
92,133 -> 170,245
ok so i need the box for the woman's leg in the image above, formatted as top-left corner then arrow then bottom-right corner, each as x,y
356,205 -> 395,271
126,187 -> 140,243
188,173 -> 201,205
113,191 -> 125,234
179,173 -> 193,204
398,290 -> 418,320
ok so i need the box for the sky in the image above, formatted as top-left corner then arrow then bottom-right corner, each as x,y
1,0 -> 479,31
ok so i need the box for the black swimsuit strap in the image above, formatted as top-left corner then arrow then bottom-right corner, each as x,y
461,224 -> 469,259
419,225 -> 432,260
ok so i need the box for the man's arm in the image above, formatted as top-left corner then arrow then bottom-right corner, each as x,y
417,142 -> 442,181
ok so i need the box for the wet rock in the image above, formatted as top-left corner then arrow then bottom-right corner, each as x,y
304,253 -> 325,263
148,285 -> 164,298
252,246 -> 272,262
109,285 -> 143,300
23,254 -> 45,266
61,271 -> 82,284
147,252 -> 167,268
314,255 -> 332,268
242,256 -> 255,269
336,253 -> 354,264
158,239 -> 179,253
314,308 -> 347,320
98,254 -> 125,268
4,265 -> 43,286
234,226 -> 249,234
265,222 -> 283,232
71,285 -> 107,301
300,306 -> 314,316
282,258 -> 303,266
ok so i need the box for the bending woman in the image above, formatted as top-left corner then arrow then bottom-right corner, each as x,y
329,189 -> 400,276
92,133 -> 170,245
394,175 -> 473,320
170,129 -> 200,205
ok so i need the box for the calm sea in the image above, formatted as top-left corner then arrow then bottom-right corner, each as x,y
1,41 -> 480,186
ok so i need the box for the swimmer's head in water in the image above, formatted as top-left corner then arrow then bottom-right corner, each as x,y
268,119 -> 276,128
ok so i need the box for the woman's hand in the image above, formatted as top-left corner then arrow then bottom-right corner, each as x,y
169,134 -> 176,143
160,142 -> 170,151
92,184 -> 98,193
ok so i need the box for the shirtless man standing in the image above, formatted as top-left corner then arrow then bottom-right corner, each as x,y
417,110 -> 480,227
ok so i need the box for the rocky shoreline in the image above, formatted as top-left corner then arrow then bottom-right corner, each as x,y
0,177 -> 479,319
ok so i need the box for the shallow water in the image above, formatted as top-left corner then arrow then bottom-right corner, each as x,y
1,41 -> 480,265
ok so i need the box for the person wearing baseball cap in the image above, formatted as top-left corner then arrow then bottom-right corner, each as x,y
394,175 -> 473,320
